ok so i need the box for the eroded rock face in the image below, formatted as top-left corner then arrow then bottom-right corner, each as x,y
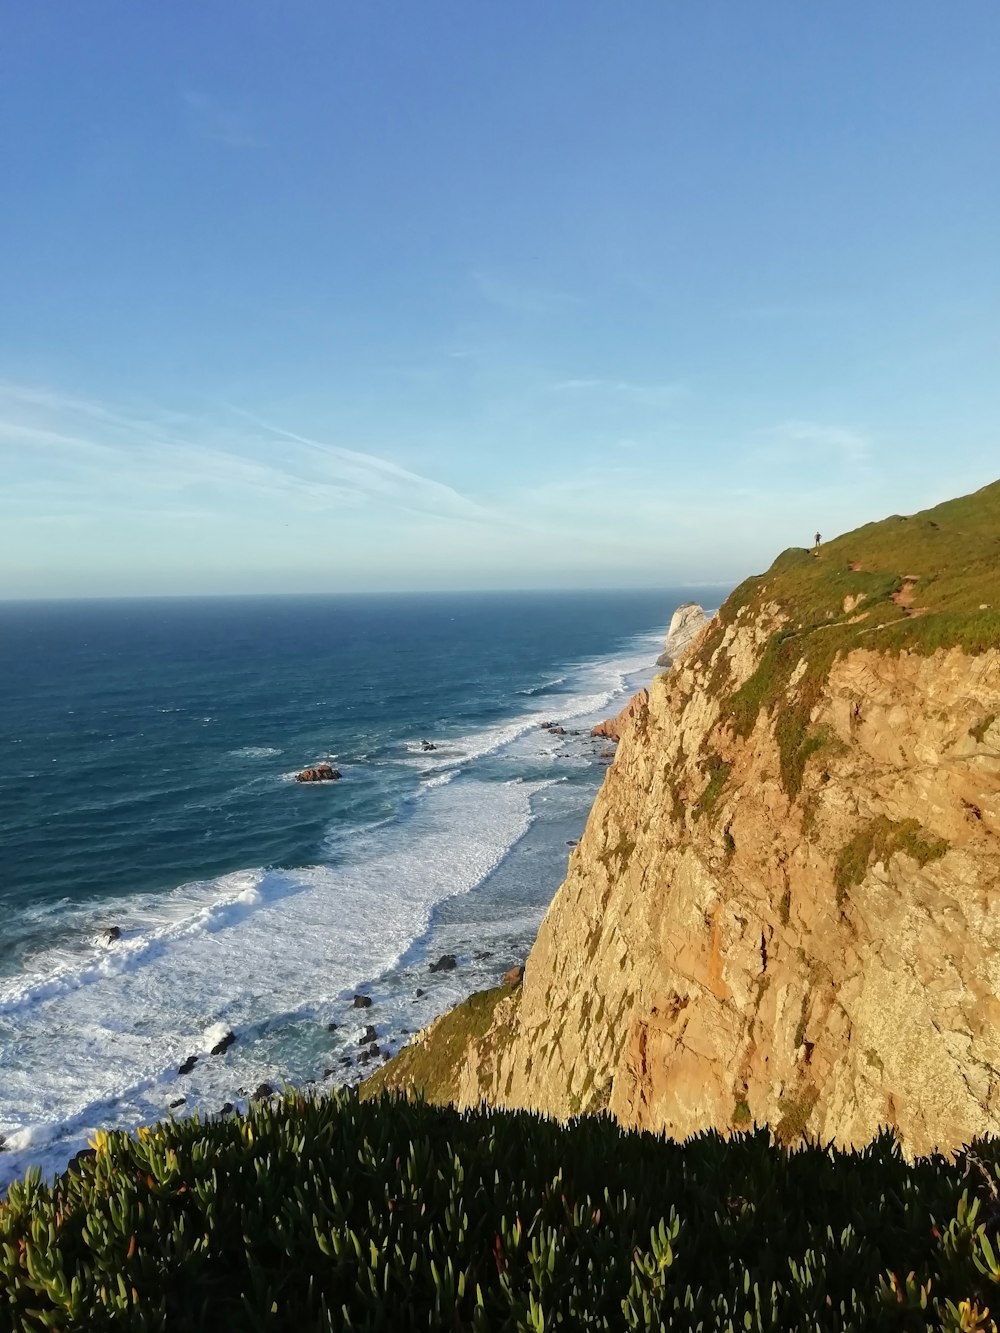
656,602 -> 710,668
403,604 -> 1000,1155
591,688 -> 649,742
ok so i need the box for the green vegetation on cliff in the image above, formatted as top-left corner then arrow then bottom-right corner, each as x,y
699,479 -> 1000,798
360,982 -> 518,1106
7,1089 -> 1000,1331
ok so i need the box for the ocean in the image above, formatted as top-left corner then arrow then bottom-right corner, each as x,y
0,588 -> 719,1190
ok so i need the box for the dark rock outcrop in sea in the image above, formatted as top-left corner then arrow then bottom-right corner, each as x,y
177,1055 -> 198,1075
429,954 -> 457,973
295,764 -> 341,783
210,1031 -> 236,1056
352,994 -> 373,1008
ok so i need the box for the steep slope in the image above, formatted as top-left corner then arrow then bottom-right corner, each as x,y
370,481 -> 1000,1155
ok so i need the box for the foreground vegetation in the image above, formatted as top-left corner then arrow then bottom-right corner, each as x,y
4,1091 -> 1000,1330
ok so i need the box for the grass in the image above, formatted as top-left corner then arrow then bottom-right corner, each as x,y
360,983 -> 519,1105
694,479 -> 1000,797
692,754 -> 732,821
775,1083 -> 819,1144
834,816 -> 949,905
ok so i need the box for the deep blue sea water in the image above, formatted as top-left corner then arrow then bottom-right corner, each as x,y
0,588 -> 719,1188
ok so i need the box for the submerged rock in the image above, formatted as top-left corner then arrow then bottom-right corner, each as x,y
353,994 -> 373,1009
101,926 -> 121,944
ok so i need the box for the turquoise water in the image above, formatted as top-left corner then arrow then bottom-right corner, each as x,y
0,588 -> 718,1186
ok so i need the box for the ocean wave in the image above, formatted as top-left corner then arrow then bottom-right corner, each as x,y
0,618 -> 666,1192
0,778 -> 547,1191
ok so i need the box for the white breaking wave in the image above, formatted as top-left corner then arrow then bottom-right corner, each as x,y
0,621 -> 665,1193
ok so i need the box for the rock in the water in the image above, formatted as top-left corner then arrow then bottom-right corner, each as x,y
420,740 -> 437,751
295,764 -> 341,783
210,1030 -> 236,1056
503,965 -> 525,987
251,1083 -> 274,1102
68,1147 -> 96,1171
177,1054 -> 198,1076
429,954 -> 457,973
0,1135 -> 6,1152
359,1024 -> 377,1045
220,1103 -> 234,1114
170,1097 -> 186,1109
327,1021 -> 338,1032
591,688 -> 649,742
353,994 -> 373,1008
415,988 -> 426,998
101,926 -> 121,944
655,601 -> 709,668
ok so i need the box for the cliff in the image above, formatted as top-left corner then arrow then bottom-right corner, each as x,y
590,687 -> 649,741
655,601 -> 709,667
368,481 -> 1000,1155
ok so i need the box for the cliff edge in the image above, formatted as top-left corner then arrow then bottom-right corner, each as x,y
368,481 -> 1000,1155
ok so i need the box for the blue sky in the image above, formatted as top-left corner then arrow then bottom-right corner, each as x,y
2,2 -> 998,597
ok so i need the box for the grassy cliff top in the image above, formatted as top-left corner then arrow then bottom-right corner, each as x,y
698,478 -> 1000,796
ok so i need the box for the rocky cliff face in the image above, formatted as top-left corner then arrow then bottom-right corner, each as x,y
655,602 -> 709,667
374,482 -> 1000,1155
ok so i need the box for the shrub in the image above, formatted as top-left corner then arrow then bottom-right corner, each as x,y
4,1090 -> 1000,1329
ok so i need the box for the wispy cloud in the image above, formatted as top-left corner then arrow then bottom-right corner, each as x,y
546,377 -> 684,407
729,300 -> 855,322
0,383 -> 501,528
181,90 -> 259,148
769,418 -> 872,464
471,269 -> 578,316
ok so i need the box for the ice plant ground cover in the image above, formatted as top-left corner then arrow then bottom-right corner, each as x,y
3,1089 -> 1000,1330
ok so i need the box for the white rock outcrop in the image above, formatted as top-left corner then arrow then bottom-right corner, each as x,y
656,602 -> 709,668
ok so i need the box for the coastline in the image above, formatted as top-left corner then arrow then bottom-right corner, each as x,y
0,609 -> 674,1194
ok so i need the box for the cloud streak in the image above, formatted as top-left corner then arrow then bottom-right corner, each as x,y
0,384 -> 500,528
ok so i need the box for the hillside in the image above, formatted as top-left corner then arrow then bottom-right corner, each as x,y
368,480 -> 1000,1154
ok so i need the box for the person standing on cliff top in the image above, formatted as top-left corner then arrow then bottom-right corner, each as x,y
814,531 -> 822,549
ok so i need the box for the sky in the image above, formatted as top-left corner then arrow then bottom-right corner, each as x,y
1,1 -> 998,597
